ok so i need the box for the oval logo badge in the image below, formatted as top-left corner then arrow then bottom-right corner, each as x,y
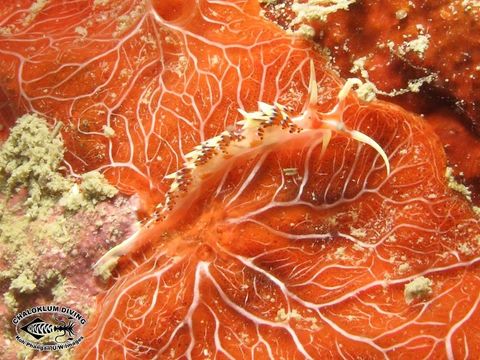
12,305 -> 87,351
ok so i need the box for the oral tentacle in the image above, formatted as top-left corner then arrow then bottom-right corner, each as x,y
348,129 -> 391,175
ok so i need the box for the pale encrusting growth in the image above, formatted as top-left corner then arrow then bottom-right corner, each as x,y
0,114 -> 71,219
114,1 -> 146,37
74,26 -> 88,37
404,276 -> 433,304
102,125 -> 116,138
93,0 -> 110,7
398,24 -> 430,59
291,0 -> 356,24
291,24 -> 316,38
348,54 -> 437,101
0,114 -> 118,217
61,171 -> 118,211
22,0 -> 50,26
0,114 -> 137,358
399,34 -> 430,59
445,167 -> 472,202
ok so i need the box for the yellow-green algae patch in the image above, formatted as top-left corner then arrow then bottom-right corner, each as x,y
0,114 -> 118,320
60,171 -> 118,212
404,276 -> 433,304
291,0 -> 356,24
0,113 -> 127,359
0,114 -> 70,219
444,167 -> 480,218
445,167 -> 472,202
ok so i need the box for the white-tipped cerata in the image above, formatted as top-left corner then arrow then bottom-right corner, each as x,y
258,101 -> 275,115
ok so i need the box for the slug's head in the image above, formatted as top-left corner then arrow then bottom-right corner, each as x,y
296,60 -> 391,176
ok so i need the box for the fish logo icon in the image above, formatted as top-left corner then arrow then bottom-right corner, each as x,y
20,317 -> 76,342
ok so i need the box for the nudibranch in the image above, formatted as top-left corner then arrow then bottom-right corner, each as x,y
94,61 -> 390,274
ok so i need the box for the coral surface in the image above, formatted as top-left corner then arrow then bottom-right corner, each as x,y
0,0 -> 479,359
